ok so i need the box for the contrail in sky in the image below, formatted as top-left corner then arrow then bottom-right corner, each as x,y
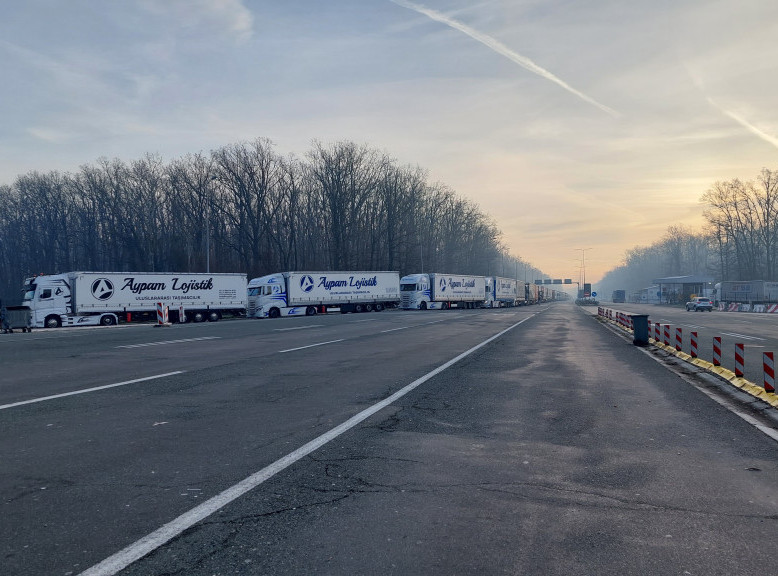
390,0 -> 619,118
707,97 -> 778,150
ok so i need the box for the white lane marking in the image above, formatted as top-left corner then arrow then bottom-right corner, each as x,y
0,372 -> 184,411
278,339 -> 345,353
721,332 -> 765,341
117,337 -> 221,349
78,315 -> 535,576
380,317 -> 455,334
273,325 -> 324,332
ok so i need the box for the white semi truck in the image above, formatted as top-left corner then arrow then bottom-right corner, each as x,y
485,276 -> 519,307
247,271 -> 400,318
400,273 -> 486,310
20,272 -> 247,328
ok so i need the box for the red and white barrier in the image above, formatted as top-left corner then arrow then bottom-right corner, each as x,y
155,302 -> 170,327
675,327 -> 682,352
735,343 -> 745,377
768,305 -> 778,314
764,352 -> 775,393
663,324 -> 671,346
655,323 -> 661,341
690,331 -> 698,358
713,337 -> 722,366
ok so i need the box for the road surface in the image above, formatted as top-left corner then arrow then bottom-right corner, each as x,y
2,304 -> 778,575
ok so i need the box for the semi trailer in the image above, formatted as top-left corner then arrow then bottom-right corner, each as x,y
400,273 -> 486,310
20,272 -> 247,328
247,271 -> 400,318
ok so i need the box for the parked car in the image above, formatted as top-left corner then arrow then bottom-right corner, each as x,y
686,297 -> 713,311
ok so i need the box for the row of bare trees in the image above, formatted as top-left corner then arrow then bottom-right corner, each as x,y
599,168 -> 778,298
0,138 -> 534,303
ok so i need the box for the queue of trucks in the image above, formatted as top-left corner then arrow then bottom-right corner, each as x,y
6,270 -> 567,329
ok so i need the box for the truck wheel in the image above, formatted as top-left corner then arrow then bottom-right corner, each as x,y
365,303 -> 374,312
192,311 -> 206,323
100,315 -> 116,326
354,304 -> 364,313
207,311 -> 220,322
268,308 -> 280,319
375,303 -> 384,312
45,315 -> 61,328
306,306 -> 317,316
420,302 -> 427,310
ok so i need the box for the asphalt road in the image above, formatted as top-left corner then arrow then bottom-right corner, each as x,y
3,304 -> 778,575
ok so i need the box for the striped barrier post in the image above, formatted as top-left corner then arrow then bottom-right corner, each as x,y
713,337 -> 722,366
735,343 -> 745,377
690,332 -> 698,358
647,320 -> 652,338
764,352 -> 775,393
155,302 -> 170,327
663,324 -> 671,346
655,323 -> 661,341
675,327 -> 682,351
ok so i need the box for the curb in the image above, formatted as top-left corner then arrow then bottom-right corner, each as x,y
594,313 -> 778,410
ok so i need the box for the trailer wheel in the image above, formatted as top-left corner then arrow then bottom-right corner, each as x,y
268,308 -> 280,319
100,315 -> 116,326
354,303 -> 365,313
45,315 -> 61,328
375,303 -> 384,312
207,311 -> 220,322
192,311 -> 206,323
365,303 -> 373,312
306,306 -> 317,316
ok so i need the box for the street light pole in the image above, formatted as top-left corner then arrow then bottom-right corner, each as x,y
575,248 -> 592,297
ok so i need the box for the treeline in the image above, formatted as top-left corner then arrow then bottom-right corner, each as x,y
0,138 -> 537,303
599,168 -> 778,297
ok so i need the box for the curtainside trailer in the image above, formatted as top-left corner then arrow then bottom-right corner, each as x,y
20,272 -> 247,328
400,273 -> 486,310
247,271 -> 400,318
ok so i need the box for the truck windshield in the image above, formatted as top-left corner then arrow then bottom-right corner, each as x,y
248,287 -> 260,297
22,285 -> 35,302
400,283 -> 418,292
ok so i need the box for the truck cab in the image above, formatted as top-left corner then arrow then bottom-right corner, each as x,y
247,273 -> 288,318
23,275 -> 71,328
400,273 -> 434,310
22,274 -> 119,328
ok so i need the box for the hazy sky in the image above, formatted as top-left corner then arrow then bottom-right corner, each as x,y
2,0 -> 777,282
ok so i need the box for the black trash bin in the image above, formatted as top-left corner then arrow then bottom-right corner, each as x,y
631,314 -> 649,346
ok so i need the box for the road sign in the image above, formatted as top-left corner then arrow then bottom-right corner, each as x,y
592,291 -> 597,297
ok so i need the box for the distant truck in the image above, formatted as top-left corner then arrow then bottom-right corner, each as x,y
21,272 -> 247,328
713,281 -> 778,306
247,271 -> 400,318
400,273 -> 486,310
485,276 -> 519,307
612,290 -> 626,303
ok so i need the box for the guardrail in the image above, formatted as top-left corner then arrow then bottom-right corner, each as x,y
596,306 -> 778,407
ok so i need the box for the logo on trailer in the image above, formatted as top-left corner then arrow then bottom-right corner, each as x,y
439,278 -> 447,293
91,278 -> 114,301
300,275 -> 315,293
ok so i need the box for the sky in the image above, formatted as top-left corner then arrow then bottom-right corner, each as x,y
2,0 -> 777,283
